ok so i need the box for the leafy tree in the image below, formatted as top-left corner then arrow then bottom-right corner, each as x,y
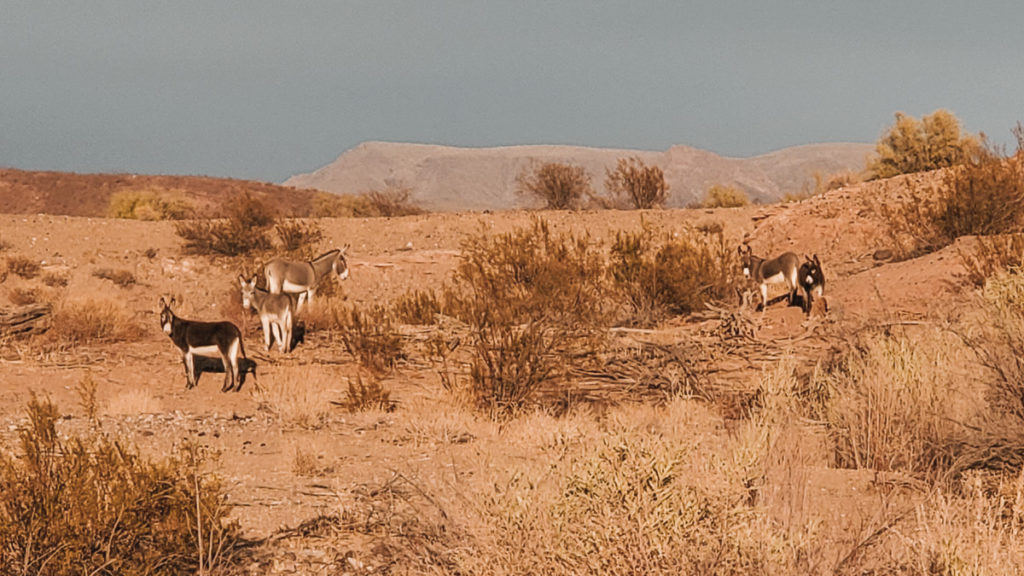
868,109 -> 979,179
605,157 -> 668,209
516,162 -> 593,210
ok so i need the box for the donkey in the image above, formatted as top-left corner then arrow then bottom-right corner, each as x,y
798,254 -> 826,315
738,244 -> 800,311
239,274 -> 296,353
264,247 -> 349,311
159,297 -> 250,392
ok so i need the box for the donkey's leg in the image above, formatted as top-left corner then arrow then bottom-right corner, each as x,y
184,352 -> 196,389
261,316 -> 273,351
759,284 -> 769,311
283,315 -> 293,353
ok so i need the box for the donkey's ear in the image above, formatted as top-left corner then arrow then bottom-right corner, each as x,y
341,244 -> 350,255
169,296 -> 177,308
813,254 -> 821,266
158,297 -> 166,308
238,274 -> 246,285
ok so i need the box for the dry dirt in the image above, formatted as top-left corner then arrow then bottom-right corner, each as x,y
0,177 -> 979,572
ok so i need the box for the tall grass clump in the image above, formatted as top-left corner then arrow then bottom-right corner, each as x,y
818,328 -> 982,479
447,219 -> 608,416
0,395 -> 242,575
456,430 -> 790,575
609,223 -> 737,325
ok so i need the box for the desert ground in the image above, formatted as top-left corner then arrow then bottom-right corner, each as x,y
2,173 -> 1020,575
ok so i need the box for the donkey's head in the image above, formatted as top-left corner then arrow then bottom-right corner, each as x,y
158,296 -> 176,335
738,244 -> 754,279
800,254 -> 825,291
238,275 -> 258,311
333,245 -> 350,281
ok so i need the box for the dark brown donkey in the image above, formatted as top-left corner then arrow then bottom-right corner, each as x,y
159,297 -> 251,392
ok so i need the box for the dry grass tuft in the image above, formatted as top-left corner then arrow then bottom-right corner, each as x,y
5,255 -> 40,279
818,326 -> 984,480
256,366 -> 343,429
44,299 -> 144,347
7,287 -> 39,306
92,267 -> 137,288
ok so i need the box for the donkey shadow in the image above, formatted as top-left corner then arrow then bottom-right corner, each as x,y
190,356 -> 259,391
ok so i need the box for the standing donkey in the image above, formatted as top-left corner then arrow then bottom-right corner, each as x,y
239,274 -> 296,353
798,254 -> 826,315
159,297 -> 250,392
738,244 -> 801,311
264,247 -> 349,311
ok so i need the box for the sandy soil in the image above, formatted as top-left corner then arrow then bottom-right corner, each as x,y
0,182 -> 976,571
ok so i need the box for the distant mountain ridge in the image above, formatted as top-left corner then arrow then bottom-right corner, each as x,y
286,141 -> 874,210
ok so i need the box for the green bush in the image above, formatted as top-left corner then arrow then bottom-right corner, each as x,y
108,190 -> 192,220
0,395 -> 242,575
702,184 -> 749,208
868,109 -> 979,179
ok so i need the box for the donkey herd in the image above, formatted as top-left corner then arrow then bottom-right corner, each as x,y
158,243 -> 825,393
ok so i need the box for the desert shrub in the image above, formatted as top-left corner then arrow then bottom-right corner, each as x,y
340,374 -> 397,413
108,190 -> 192,220
334,303 -> 405,374
45,300 -> 144,346
7,287 -> 39,306
447,220 -> 608,415
818,328 -> 983,479
702,183 -> 750,208
174,192 -> 276,256
92,267 -> 137,288
311,192 -> 376,218
274,219 -> 324,257
0,395 -> 242,576
881,140 -> 1024,257
605,156 -> 668,209
365,185 -> 423,217
868,109 -> 980,179
40,272 -> 68,287
392,289 -> 442,325
609,223 -> 737,325
516,161 -> 594,210
311,188 -> 422,218
5,255 -> 40,279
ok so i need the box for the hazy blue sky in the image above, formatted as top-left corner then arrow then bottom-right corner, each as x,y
2,1 -> 1021,183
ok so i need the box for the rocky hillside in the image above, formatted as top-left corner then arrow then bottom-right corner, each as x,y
286,141 -> 873,211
